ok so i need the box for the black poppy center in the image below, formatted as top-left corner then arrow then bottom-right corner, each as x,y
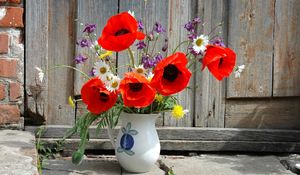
99,92 -> 109,102
218,58 -> 223,68
115,28 -> 130,36
129,83 -> 143,92
163,64 -> 179,82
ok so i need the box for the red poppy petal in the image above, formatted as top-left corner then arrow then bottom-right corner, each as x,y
136,31 -> 146,40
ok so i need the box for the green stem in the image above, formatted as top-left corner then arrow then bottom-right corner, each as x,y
172,40 -> 190,54
127,47 -> 135,67
48,65 -> 90,80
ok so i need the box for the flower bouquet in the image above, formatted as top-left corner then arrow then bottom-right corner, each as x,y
54,11 -> 239,172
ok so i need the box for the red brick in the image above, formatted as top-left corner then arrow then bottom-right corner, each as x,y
0,58 -> 18,78
0,34 -> 9,53
9,82 -> 21,101
0,104 -> 20,124
8,0 -> 21,3
0,7 -> 23,28
0,82 -> 5,100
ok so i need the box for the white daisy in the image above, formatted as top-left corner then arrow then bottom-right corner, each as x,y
192,34 -> 209,54
234,64 -> 245,78
133,65 -> 146,75
128,10 -> 135,18
146,72 -> 154,81
34,66 -> 44,83
106,75 -> 121,92
94,61 -> 111,80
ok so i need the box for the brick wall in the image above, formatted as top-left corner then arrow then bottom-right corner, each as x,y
0,0 -> 24,129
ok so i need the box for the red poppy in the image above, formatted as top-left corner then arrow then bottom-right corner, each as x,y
98,12 -> 145,52
119,72 -> 156,108
81,78 -> 118,114
150,52 -> 191,96
202,45 -> 236,80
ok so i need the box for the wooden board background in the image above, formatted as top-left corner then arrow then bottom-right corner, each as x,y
25,0 -> 300,129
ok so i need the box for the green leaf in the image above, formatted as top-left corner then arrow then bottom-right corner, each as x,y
72,151 -> 84,165
126,122 -> 131,131
128,130 -> 138,135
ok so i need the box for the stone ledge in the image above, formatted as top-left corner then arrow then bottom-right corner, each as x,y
0,129 -> 38,175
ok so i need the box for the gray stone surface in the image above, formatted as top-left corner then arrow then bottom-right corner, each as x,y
0,129 -> 38,175
43,156 -> 165,175
122,163 -> 164,175
279,154 -> 300,174
161,154 -> 295,175
43,157 -> 121,175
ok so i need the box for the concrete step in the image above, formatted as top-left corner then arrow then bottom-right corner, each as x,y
0,129 -> 38,175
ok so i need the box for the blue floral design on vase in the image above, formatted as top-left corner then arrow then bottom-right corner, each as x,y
117,122 -> 138,156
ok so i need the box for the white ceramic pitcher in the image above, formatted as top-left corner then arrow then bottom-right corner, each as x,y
107,112 -> 160,173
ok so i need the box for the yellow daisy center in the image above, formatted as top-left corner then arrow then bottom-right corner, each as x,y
111,81 -> 119,88
100,67 -> 107,74
106,76 -> 112,81
196,38 -> 203,46
136,68 -> 144,74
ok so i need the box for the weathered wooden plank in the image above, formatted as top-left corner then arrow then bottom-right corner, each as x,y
163,0 -> 197,127
116,0 -> 169,127
74,0 -> 118,94
273,0 -> 300,96
227,0 -> 275,97
47,0 -> 76,124
42,138 -> 300,153
225,98 -> 300,129
195,0 -> 227,127
25,0 -> 49,125
25,125 -> 300,142
117,0 -> 169,78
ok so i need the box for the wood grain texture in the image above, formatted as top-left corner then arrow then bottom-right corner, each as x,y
195,0 -> 227,127
273,0 -> 300,96
41,138 -> 300,153
163,0 -> 197,127
25,0 -> 48,124
225,98 -> 300,129
26,125 -> 300,142
74,0 -> 118,94
47,0 -> 76,124
227,0 -> 275,98
118,0 -> 169,78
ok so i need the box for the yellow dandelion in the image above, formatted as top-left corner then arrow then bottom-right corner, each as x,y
68,96 -> 75,109
171,105 -> 188,119
155,94 -> 164,103
99,50 -> 113,59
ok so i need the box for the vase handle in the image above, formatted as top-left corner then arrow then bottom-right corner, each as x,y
107,126 -> 116,149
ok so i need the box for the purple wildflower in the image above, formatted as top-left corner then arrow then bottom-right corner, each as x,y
88,68 -> 96,77
77,39 -> 91,48
162,39 -> 168,52
74,54 -> 88,64
192,17 -> 201,24
138,19 -> 144,31
187,33 -> 197,40
154,54 -> 163,63
141,55 -> 155,69
136,41 -> 147,50
154,22 -> 166,34
184,21 -> 194,32
184,17 -> 201,33
211,37 -> 226,47
83,24 -> 96,33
